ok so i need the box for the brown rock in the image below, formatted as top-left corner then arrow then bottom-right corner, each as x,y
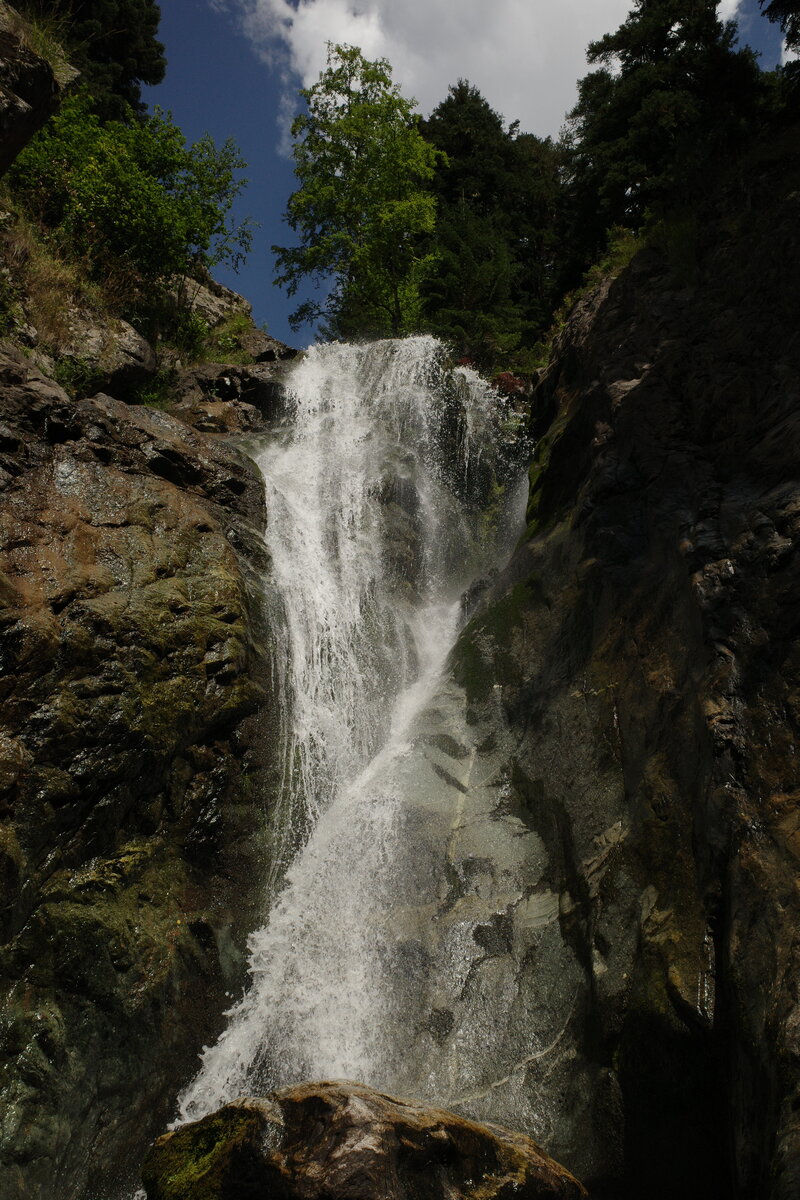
0,343 -> 276,1199
142,1081 -> 587,1200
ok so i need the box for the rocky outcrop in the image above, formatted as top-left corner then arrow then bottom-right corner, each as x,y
172,359 -> 295,433
0,3 -> 73,175
178,275 -> 252,331
58,306 -> 157,394
142,1081 -> 586,1200
0,344 -> 282,1199
178,275 -> 299,362
445,128 -> 800,1196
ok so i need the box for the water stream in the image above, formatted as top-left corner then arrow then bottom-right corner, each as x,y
178,336 -> 528,1124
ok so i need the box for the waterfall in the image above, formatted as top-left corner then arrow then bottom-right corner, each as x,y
178,336 -> 526,1124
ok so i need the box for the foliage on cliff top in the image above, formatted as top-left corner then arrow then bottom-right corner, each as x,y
13,0 -> 166,118
419,81 -> 561,371
274,43 -> 439,339
560,0 -> 764,282
0,0 -> 258,366
3,90 -> 252,346
9,92 -> 251,292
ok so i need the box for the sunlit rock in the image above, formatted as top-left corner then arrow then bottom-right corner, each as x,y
142,1081 -> 587,1200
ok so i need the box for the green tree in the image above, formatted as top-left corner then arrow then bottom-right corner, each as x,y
760,0 -> 800,51
8,92 -> 251,301
419,81 -> 561,367
421,204 -> 524,363
15,0 -> 166,119
562,0 -> 762,276
273,44 -> 439,338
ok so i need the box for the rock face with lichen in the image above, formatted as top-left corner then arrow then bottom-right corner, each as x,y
141,1081 -> 587,1200
437,128 -> 800,1197
0,342 -> 285,1199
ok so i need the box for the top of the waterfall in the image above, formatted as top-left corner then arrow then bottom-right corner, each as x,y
284,335 -> 501,423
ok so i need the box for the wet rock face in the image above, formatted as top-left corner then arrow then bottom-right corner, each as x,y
142,1081 -> 587,1200
450,135 -> 800,1196
173,360 -> 295,432
0,345 -> 276,1199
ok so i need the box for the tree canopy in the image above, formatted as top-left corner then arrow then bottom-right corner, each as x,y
273,44 -> 439,338
419,81 -> 561,367
760,0 -> 800,51
15,0 -> 166,118
8,92 -> 252,299
562,0 -> 762,274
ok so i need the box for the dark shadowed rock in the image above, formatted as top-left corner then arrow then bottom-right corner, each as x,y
0,3 -> 75,175
142,1081 -> 587,1200
172,360 -> 296,432
447,127 -> 800,1197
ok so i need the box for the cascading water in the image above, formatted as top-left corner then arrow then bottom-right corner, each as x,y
178,336 -> 529,1125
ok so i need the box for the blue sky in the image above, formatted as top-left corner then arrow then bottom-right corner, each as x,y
143,0 -> 784,348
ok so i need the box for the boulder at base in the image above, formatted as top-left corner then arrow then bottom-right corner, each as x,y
142,1081 -> 587,1200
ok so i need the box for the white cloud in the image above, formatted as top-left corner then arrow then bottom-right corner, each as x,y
782,38 -> 799,64
718,0 -> 744,20
222,0 -> 637,139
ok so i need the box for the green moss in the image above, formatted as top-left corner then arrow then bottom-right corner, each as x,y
205,311 -> 256,365
646,212 -> 701,287
451,580 -> 539,705
6,848 -> 210,1042
523,407 -> 573,540
142,1105 -> 273,1200
525,441 -> 553,538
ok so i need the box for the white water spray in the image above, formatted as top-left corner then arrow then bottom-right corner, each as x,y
178,336 -> 523,1122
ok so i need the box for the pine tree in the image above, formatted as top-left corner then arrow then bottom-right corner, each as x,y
16,0 -> 166,118
563,0 -> 762,272
420,81 -> 561,366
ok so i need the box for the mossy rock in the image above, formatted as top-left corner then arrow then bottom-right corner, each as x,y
142,1084 -> 587,1200
142,1100 -> 283,1200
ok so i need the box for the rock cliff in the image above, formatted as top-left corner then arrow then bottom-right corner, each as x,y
0,18 -> 300,1190
0,341 -> 289,1199
447,126 -> 800,1196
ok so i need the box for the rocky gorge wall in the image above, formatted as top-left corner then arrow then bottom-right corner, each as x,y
0,341 -> 293,1198
447,125 -> 800,1197
0,10 -> 798,1192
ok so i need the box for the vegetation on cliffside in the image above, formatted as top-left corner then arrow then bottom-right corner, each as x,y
275,0 -> 798,376
4,0 -> 797,382
0,0 -> 257,378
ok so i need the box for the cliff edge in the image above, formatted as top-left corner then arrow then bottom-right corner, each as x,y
453,123 -> 800,1197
